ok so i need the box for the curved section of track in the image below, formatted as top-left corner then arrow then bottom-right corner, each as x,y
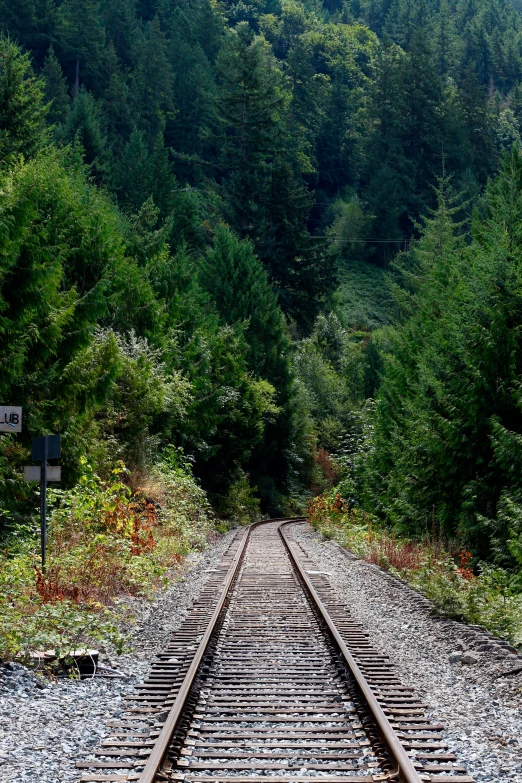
77,519 -> 474,783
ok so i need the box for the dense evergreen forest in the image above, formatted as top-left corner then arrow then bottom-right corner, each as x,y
2,0 -> 522,575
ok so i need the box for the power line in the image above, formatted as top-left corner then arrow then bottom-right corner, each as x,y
310,237 -> 409,243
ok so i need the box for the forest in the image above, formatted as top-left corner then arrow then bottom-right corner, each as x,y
2,0 -> 522,588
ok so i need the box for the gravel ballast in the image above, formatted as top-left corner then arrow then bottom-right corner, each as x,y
0,529 -> 236,783
291,523 -> 522,783
2,521 -> 521,783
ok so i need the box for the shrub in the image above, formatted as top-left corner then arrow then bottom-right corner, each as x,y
309,492 -> 522,646
0,452 -> 217,662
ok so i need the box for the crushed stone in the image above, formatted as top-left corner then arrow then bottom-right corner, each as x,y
0,529 -> 236,782
291,523 -> 522,783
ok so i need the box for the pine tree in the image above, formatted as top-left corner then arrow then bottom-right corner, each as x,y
215,22 -> 330,325
0,36 -> 49,160
260,158 -> 332,327
60,0 -> 106,95
199,226 -> 290,384
198,225 -> 295,507
457,63 -> 497,183
134,15 -> 174,141
363,33 -> 448,250
42,45 -> 69,125
215,23 -> 286,236
167,42 -> 215,168
434,0 -> 458,76
112,127 -> 151,212
149,131 -> 176,217
103,68 -> 133,148
62,87 -> 105,173
0,0 -> 38,52
101,0 -> 139,67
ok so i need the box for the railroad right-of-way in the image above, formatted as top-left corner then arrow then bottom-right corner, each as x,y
76,519 -> 475,783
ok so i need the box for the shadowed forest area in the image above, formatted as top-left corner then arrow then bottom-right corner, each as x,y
2,0 -> 522,652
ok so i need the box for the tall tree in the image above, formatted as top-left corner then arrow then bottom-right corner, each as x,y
198,225 -> 295,506
0,36 -> 49,161
215,23 -> 332,326
215,23 -> 286,236
62,87 -> 105,174
199,226 -> 290,385
41,45 -> 69,126
60,0 -> 106,95
134,15 -> 174,141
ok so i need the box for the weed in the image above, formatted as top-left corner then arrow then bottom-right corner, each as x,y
309,491 -> 522,646
0,454 -> 216,661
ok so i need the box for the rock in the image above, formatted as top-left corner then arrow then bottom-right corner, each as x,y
449,652 -> 463,664
292,523 -> 522,783
461,652 -> 479,665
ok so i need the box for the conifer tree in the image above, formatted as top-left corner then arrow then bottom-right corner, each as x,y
0,0 -> 38,53
101,0 -> 139,66
457,63 -> 497,182
149,131 -> 176,217
103,68 -> 133,148
112,127 -> 151,212
198,225 -> 295,506
42,45 -> 70,126
216,23 -> 286,236
168,43 -> 215,167
134,15 -> 174,141
60,0 -> 106,94
0,36 -> 49,160
434,0 -> 458,76
62,87 -> 105,172
199,226 -> 290,385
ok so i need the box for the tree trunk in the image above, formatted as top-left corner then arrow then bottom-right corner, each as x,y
75,59 -> 80,97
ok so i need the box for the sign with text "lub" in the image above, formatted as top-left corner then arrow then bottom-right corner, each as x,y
0,406 -> 22,433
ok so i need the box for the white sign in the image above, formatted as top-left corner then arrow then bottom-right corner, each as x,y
24,466 -> 61,482
0,406 -> 22,433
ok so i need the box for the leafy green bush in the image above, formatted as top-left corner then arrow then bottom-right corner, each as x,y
0,453 -> 216,662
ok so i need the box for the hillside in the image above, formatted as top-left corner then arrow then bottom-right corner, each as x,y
1,0 -> 522,653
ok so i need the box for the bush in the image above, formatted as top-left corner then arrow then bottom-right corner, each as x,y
309,492 -> 522,646
0,453 -> 217,662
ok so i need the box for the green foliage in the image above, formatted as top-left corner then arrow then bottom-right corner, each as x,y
309,496 -> 522,645
0,453 -> 216,660
0,35 -> 49,160
5,0 -> 522,558
41,46 -> 69,127
294,313 -> 370,452
356,152 -> 522,572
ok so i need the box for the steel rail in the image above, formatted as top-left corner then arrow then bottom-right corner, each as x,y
278,520 -> 423,783
136,517 -> 305,783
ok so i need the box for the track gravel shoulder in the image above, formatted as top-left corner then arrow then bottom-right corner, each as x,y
0,529 -> 236,783
291,522 -> 522,783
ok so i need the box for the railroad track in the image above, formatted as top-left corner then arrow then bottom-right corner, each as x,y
77,519 -> 475,783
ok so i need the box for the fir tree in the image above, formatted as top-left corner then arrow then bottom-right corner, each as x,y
0,36 -> 49,160
60,0 -> 106,95
134,15 -> 174,141
101,0 -> 139,67
62,87 -> 105,174
215,23 -> 286,236
199,226 -> 290,384
42,45 -> 69,126
112,127 -> 151,212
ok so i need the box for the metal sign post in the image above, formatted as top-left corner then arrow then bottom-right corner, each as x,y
41,438 -> 47,572
29,435 -> 61,574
